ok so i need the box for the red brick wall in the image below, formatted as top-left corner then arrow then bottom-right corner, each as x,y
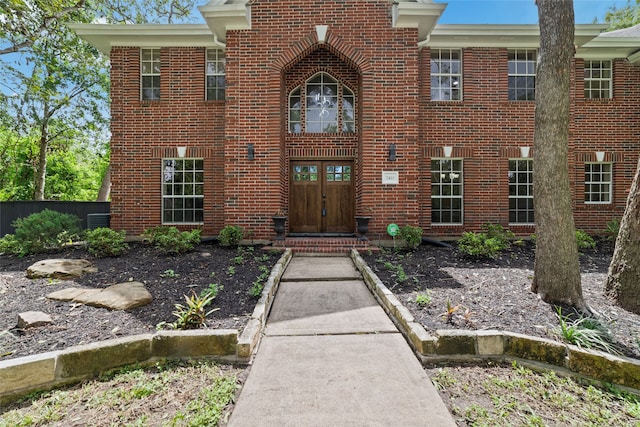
109,0 -> 640,239
110,47 -> 225,236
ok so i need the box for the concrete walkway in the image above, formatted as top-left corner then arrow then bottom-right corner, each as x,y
227,255 -> 456,427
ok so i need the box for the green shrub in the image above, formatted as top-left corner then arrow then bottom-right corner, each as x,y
218,225 -> 243,247
482,223 -> 515,248
85,228 -> 128,257
9,209 -> 81,255
399,225 -> 423,250
143,226 -> 201,254
575,229 -> 596,251
0,234 -> 22,255
605,218 -> 620,241
457,232 -> 505,259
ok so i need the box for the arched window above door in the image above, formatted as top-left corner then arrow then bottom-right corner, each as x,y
289,72 -> 355,134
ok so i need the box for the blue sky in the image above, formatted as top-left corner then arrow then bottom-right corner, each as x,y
437,0 -> 629,24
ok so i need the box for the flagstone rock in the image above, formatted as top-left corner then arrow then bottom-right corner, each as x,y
17,311 -> 53,329
47,282 -> 152,310
26,259 -> 97,280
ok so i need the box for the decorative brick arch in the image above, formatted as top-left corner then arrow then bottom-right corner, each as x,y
272,28 -> 372,75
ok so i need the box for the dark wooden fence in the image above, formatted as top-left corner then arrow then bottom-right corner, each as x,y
0,201 -> 110,237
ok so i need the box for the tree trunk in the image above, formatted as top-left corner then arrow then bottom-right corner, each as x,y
531,0 -> 587,311
605,157 -> 640,314
97,163 -> 111,201
34,130 -> 48,201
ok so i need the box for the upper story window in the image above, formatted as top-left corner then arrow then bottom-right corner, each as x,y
289,72 -> 356,134
508,49 -> 536,101
585,162 -> 612,204
206,49 -> 226,101
584,60 -> 612,99
430,49 -> 462,101
141,48 -> 161,100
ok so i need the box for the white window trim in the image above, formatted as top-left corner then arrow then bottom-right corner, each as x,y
508,158 -> 535,226
584,60 -> 613,100
584,162 -> 613,205
508,49 -> 537,101
430,48 -> 462,101
206,48 -> 226,101
162,158 -> 205,225
430,157 -> 464,226
141,48 -> 161,101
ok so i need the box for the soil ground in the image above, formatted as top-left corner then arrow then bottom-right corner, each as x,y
0,242 -> 278,360
363,239 -> 640,359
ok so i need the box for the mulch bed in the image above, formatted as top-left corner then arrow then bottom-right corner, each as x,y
2,238 -> 639,362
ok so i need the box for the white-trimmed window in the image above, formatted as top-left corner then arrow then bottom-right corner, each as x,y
585,162 -> 612,204
430,49 -> 462,101
288,72 -> 356,134
431,159 -> 463,224
141,48 -> 161,100
584,60 -> 612,99
206,49 -> 225,101
508,49 -> 536,101
508,159 -> 534,224
162,159 -> 204,224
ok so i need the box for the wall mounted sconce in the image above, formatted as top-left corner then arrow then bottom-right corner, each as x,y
177,146 -> 187,158
247,144 -> 255,161
520,146 -> 531,158
443,146 -> 453,158
595,151 -> 605,162
388,143 -> 396,161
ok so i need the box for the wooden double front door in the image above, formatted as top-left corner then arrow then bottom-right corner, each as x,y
289,160 -> 354,234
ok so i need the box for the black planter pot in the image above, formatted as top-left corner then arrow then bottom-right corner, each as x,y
355,216 -> 371,241
272,216 -> 287,240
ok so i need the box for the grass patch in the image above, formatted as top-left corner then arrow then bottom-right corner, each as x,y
429,361 -> 640,427
0,360 -> 241,427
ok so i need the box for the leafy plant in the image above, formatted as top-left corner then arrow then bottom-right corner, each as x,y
399,225 -> 423,250
227,265 -> 236,276
457,223 -> 515,259
575,229 -> 596,251
218,225 -> 243,247
384,261 -> 408,283
233,255 -> 245,265
6,209 -> 81,256
170,291 -> 218,330
441,299 -> 461,324
85,227 -> 128,257
249,280 -> 264,298
605,218 -> 620,241
457,232 -> 503,259
200,283 -> 222,300
160,269 -> 178,278
415,290 -> 432,307
142,226 -> 201,255
552,307 -> 619,355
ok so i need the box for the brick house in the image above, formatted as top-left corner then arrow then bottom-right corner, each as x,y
72,0 -> 640,243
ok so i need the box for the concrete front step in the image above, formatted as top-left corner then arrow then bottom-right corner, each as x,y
268,237 -> 379,254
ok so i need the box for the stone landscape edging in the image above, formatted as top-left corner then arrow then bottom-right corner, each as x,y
0,249 -> 292,405
351,249 -> 640,393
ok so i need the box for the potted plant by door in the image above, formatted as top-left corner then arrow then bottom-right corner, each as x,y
355,216 -> 371,241
272,210 -> 287,240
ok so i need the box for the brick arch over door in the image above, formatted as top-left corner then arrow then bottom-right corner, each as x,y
276,31 -> 373,235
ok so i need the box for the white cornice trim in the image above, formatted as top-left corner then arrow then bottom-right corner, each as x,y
198,0 -> 251,43
427,24 -> 607,49
69,24 -> 221,55
392,1 -> 447,41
